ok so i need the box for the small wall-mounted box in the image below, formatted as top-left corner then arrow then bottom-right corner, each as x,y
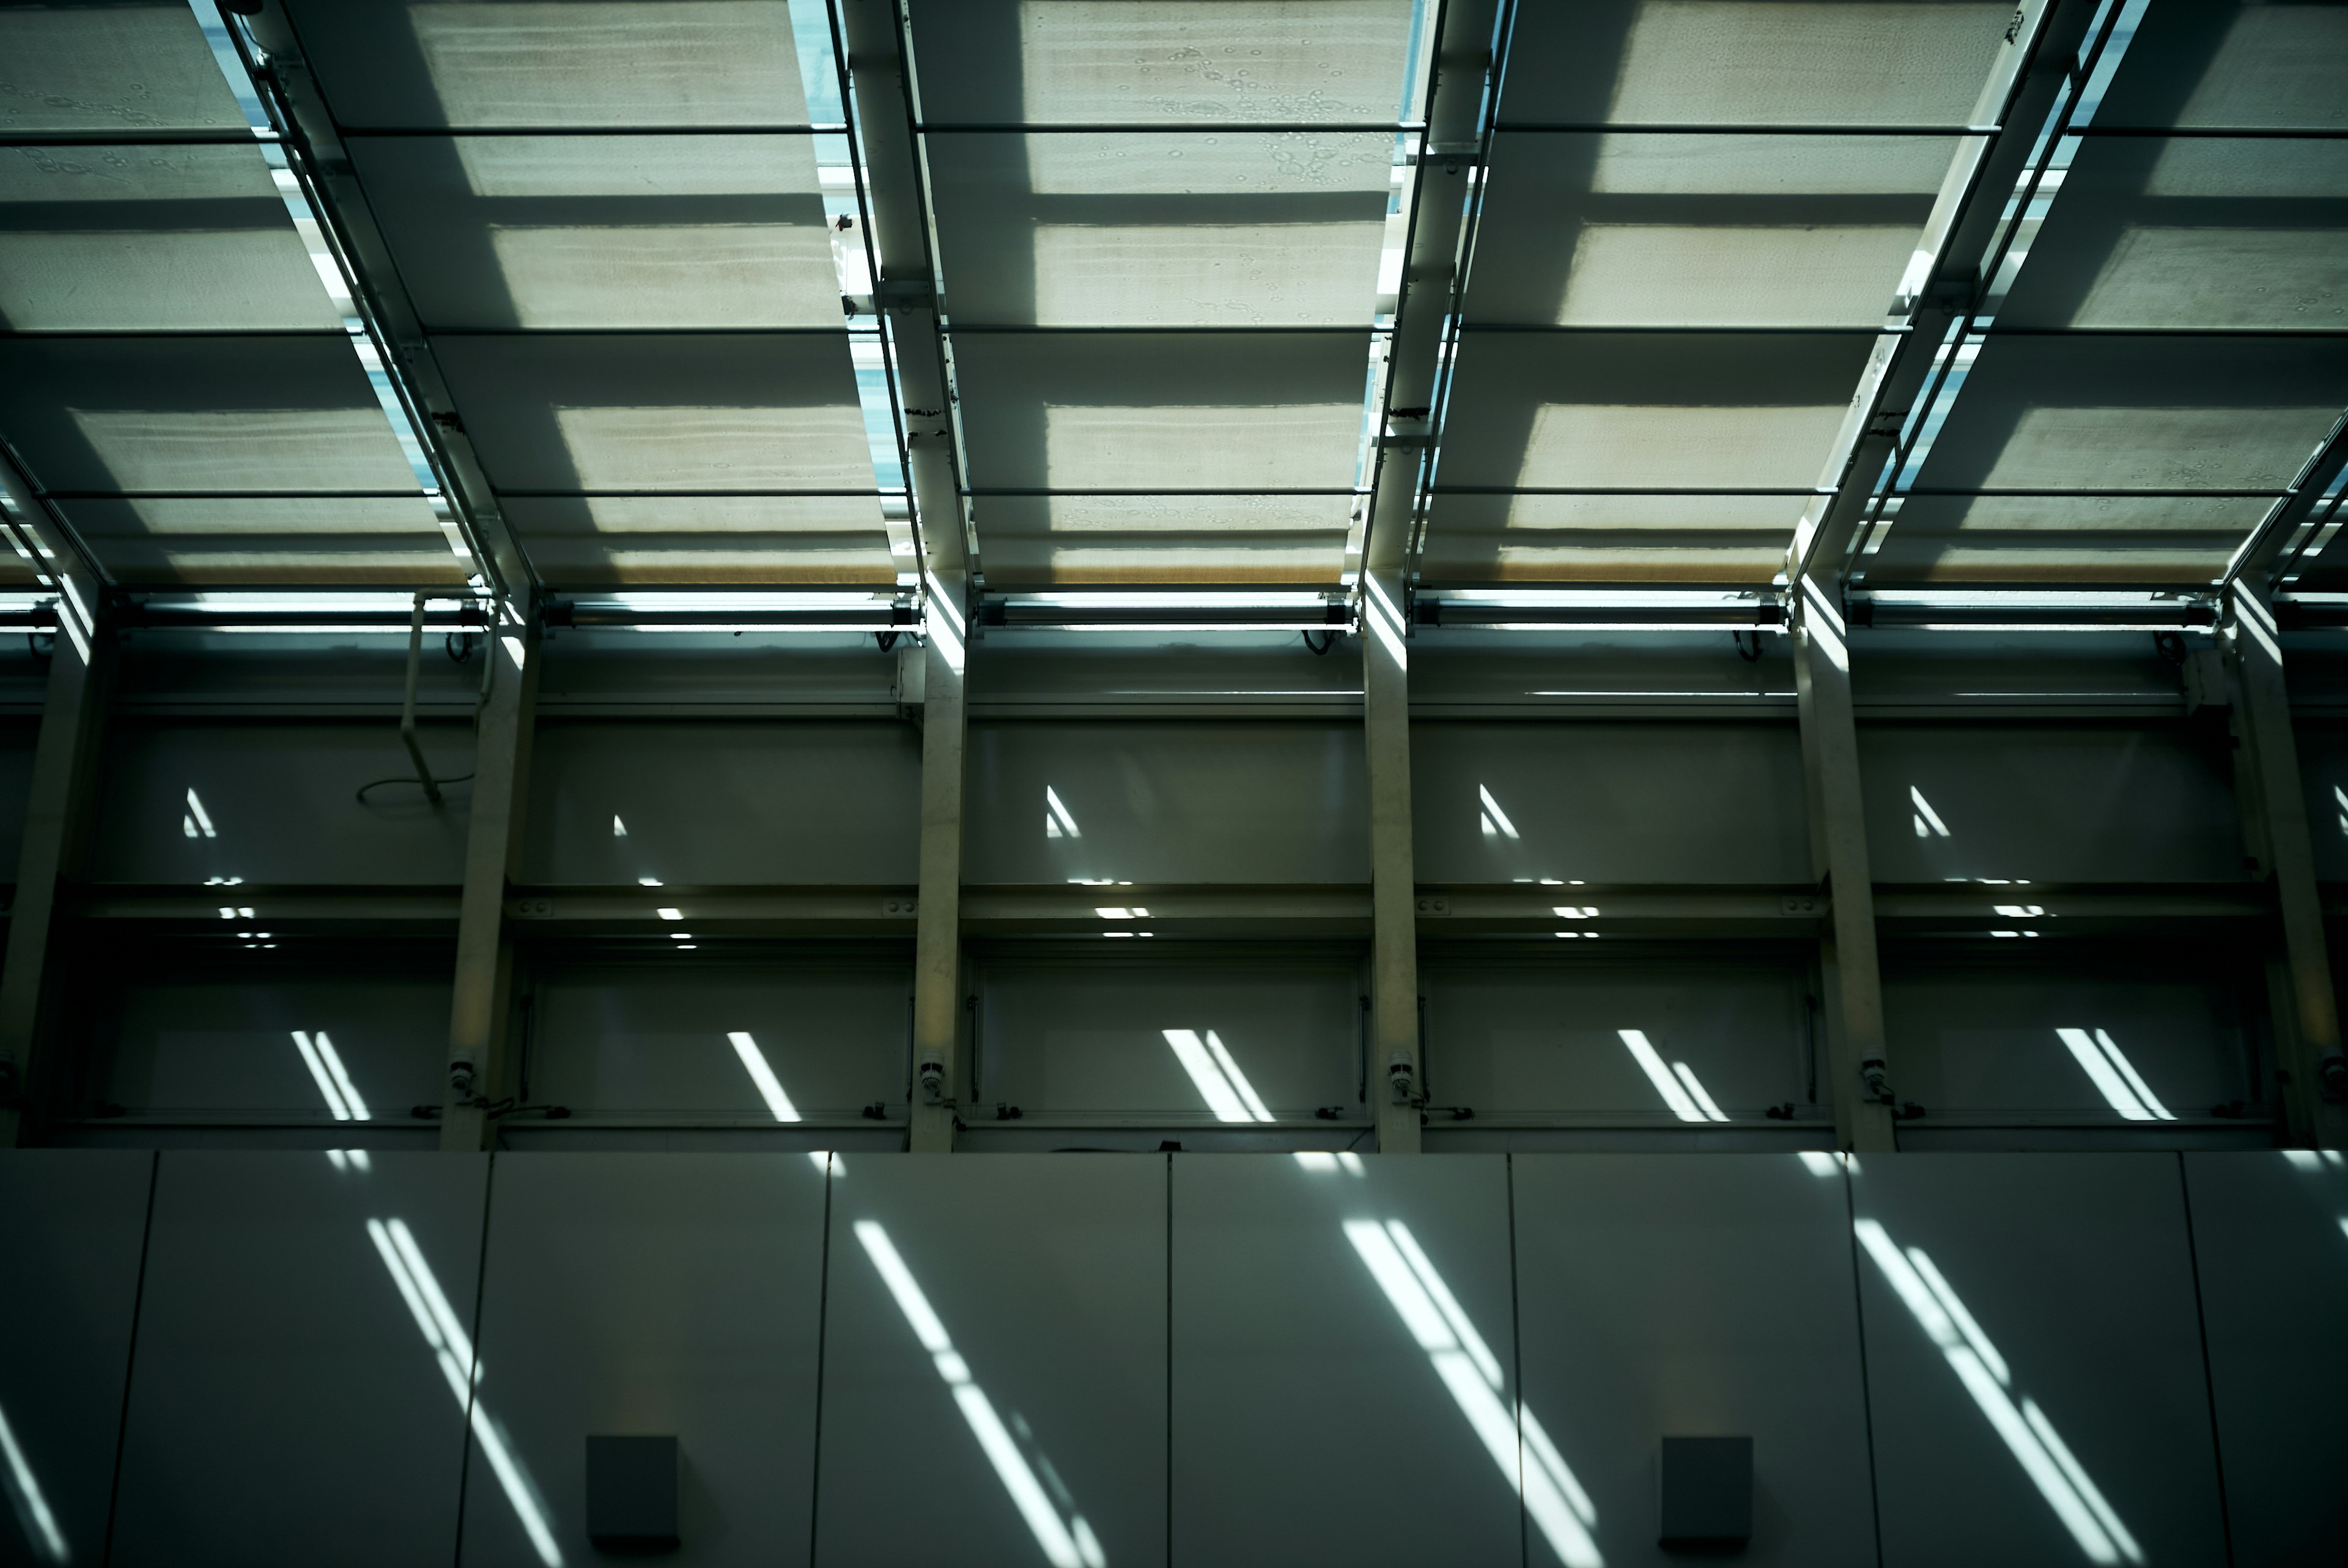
1659,1435 -> 1752,1551
586,1434 -> 679,1552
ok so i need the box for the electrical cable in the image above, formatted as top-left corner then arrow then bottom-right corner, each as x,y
356,771 -> 474,804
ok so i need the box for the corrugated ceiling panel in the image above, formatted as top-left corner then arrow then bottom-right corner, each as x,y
284,0 -> 814,130
349,134 -> 842,331
0,337 -> 423,495
2095,1 -> 2348,131
431,334 -> 873,493
927,132 -> 1392,327
0,4 -> 247,134
975,493 -> 1354,584
1467,132 -> 1955,328
57,496 -> 473,587
907,0 -> 1419,125
1996,137 -> 2348,332
1499,1 -> 2013,128
953,331 -> 1371,491
501,495 -> 895,587
0,144 -> 341,331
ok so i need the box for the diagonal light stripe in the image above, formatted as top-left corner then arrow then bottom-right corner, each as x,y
291,1031 -> 352,1121
2056,1029 -> 2152,1120
727,1031 -> 804,1122
1618,1030 -> 1704,1121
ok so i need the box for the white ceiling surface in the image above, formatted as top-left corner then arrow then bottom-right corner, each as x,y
0,0 -> 2341,597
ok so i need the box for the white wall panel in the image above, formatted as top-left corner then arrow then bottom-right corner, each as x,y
1412,723 -> 1811,884
462,1154 -> 828,1567
111,1151 -> 490,1566
1881,963 -> 2248,1122
524,721 -> 918,885
964,721 -> 1368,884
1864,724 -> 2243,883
2182,1150 -> 2348,1563
529,961 -> 911,1119
1512,1154 -> 1875,1567
1171,1154 -> 1521,1566
1423,958 -> 1812,1122
816,1155 -> 1165,1567
0,1151 -> 153,1568
95,721 -> 471,884
103,972 -> 451,1125
978,957 -> 1359,1124
1853,1154 -> 2226,1568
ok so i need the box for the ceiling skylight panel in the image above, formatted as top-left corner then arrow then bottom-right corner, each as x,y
1502,2 -> 2015,128
1996,138 -> 2348,333
351,134 -> 840,330
59,496 -> 477,587
2094,2 -> 2348,131
1859,494 -> 2272,587
431,335 -> 876,494
0,5 -> 247,133
0,336 -> 423,495
288,1 -> 814,130
976,493 -> 1354,583
508,493 -> 896,586
1007,0 -> 1418,125
1902,334 -> 2345,493
1466,132 -> 1960,329
926,131 -> 1395,327
954,331 -> 1375,491
1436,333 -> 1876,491
1038,403 -> 1366,490
0,144 -> 345,332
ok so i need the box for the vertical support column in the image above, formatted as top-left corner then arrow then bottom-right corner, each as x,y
1792,582 -> 1896,1152
843,0 -> 975,1151
908,569 -> 967,1153
0,606 -> 111,1147
440,614 -> 540,1151
1364,573 -> 1420,1154
2228,584 -> 2346,1148
1347,0 -> 1501,1155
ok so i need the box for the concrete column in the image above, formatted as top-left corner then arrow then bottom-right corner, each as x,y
1792,583 -> 1896,1152
1364,572 -> 1421,1153
2228,584 -> 2346,1147
440,614 -> 540,1151
908,571 -> 968,1154
0,610 -> 111,1147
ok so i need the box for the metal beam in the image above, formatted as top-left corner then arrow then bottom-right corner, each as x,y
2225,584 -> 2347,1147
1785,0 -> 2094,588
2228,410 -> 2348,591
1363,575 -> 1420,1152
1792,580 -> 1896,1152
0,460 -> 109,1146
842,0 -> 976,1152
439,613 -> 541,1150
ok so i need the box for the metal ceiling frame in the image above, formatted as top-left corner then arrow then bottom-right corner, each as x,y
1786,0 -> 2102,597
200,0 -> 531,605
0,0 -> 2330,631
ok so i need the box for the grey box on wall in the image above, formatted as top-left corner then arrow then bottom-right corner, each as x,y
586,1435 -> 679,1551
1660,1436 -> 1752,1550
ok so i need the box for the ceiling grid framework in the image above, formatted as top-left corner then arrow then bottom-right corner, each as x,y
0,0 -> 2339,624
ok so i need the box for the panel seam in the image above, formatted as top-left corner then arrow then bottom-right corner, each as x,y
452,1150 -> 500,1567
807,1150 -> 838,1566
1843,1162 -> 1886,1568
98,1149 -> 161,1568
2175,1152 -> 2237,1567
